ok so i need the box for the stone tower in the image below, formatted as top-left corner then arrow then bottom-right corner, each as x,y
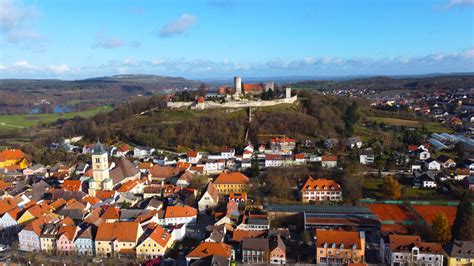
88,140 -> 110,196
286,87 -> 292,98
234,76 -> 242,96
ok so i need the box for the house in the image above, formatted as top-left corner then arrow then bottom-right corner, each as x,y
300,177 -> 342,203
74,226 -> 95,255
424,158 -> 441,171
164,205 -> 198,225
411,148 -> 431,160
40,223 -> 59,253
117,179 -> 144,194
269,235 -> 286,264
23,164 -> 46,176
186,242 -> 233,262
345,137 -> 363,149
444,240 -> 474,266
237,213 -> 270,231
315,229 -> 366,264
414,171 -> 438,188
270,137 -> 295,155
198,182 -> 219,212
454,168 -> 470,181
95,221 -> 143,256
204,159 -> 225,174
463,176 -> 474,191
242,237 -> 269,264
213,172 -> 249,196
176,171 -> 194,187
134,146 -> 155,159
438,155 -> 456,168
56,225 -> 78,255
0,149 -> 29,169
115,145 -> 130,157
0,208 -> 21,234
381,234 -> 443,266
149,165 -> 181,182
137,162 -> 154,174
136,223 -> 173,258
265,154 -> 285,167
18,218 -> 44,251
321,156 -> 337,168
324,138 -> 339,149
62,180 -> 83,192
359,149 -> 375,165
220,148 -> 235,159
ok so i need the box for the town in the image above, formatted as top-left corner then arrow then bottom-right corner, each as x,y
0,76 -> 473,265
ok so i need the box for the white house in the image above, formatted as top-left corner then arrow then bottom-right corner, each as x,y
220,148 -> 235,159
424,158 -> 441,171
359,149 -> 375,165
321,156 -> 337,168
134,146 -> 155,158
187,150 -> 202,164
164,206 -> 197,226
0,208 -> 20,235
198,183 -> 219,212
381,235 -> 444,266
204,159 -> 225,174
265,154 -> 285,167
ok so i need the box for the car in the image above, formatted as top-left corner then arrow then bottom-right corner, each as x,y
0,245 -> 10,252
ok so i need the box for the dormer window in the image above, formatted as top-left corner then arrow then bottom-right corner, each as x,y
331,243 -> 336,248
340,244 -> 344,249
322,242 -> 327,248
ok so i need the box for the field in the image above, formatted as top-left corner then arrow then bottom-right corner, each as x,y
367,116 -> 450,133
0,105 -> 112,130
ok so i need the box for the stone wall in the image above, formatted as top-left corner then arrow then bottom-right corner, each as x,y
166,95 -> 298,109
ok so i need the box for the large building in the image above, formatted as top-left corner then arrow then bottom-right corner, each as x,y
88,141 -> 113,196
381,234 -> 444,266
300,177 -> 342,202
213,172 -> 249,196
315,229 -> 366,264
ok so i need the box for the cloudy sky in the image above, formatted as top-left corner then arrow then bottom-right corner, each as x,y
0,0 -> 473,79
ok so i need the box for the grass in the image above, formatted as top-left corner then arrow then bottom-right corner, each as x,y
0,105 -> 112,130
367,116 -> 451,133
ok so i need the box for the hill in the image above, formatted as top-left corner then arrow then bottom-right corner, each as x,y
0,75 -> 204,115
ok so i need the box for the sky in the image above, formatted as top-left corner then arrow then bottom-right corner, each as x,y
0,0 -> 473,80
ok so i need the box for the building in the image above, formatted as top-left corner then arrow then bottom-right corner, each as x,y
359,149 -> 375,165
95,222 -> 143,256
242,237 -> 269,264
425,158 -> 442,171
164,206 -> 198,225
134,146 -> 155,159
300,177 -> 342,203
315,229 -> 366,264
270,137 -> 296,155
269,235 -> 286,264
198,182 -> 219,212
40,223 -> 59,253
18,219 -> 44,251
136,223 -> 173,258
345,137 -> 363,149
234,76 -> 242,96
88,141 -> 113,196
382,234 -> 443,266
321,156 -> 338,168
0,149 -> 29,169
74,226 -> 95,255
213,172 -> 249,196
444,240 -> 474,266
414,171 -> 438,188
265,154 -> 285,167
186,242 -> 233,262
56,225 -> 78,255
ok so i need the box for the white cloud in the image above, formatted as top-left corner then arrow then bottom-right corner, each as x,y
159,13 -> 197,37
48,64 -> 70,74
0,64 -> 6,70
0,0 -> 43,49
447,0 -> 474,7
14,60 -> 35,69
92,30 -> 140,49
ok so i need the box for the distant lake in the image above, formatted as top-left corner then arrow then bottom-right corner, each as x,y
31,105 -> 74,114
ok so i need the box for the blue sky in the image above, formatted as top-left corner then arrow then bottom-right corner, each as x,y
0,0 -> 473,79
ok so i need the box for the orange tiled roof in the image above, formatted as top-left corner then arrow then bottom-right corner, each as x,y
82,196 -> 101,206
315,229 -> 362,249
101,206 -> 120,220
300,177 -> 341,192
271,137 -> 295,143
96,222 -> 140,242
50,198 -> 67,210
0,180 -> 13,191
95,190 -> 116,200
389,234 -> 443,253
229,192 -> 247,201
149,165 -> 180,179
165,205 -> 197,218
321,155 -> 337,161
243,83 -> 264,92
138,162 -> 153,170
147,223 -> 172,247
117,179 -> 142,193
187,150 -> 198,157
214,172 -> 249,185
186,242 -> 232,259
232,229 -> 266,242
366,204 -> 416,223
0,149 -> 26,161
62,180 -> 82,191
58,225 -> 77,241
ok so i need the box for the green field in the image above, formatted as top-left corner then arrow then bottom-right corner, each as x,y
0,105 -> 112,130
367,116 -> 450,133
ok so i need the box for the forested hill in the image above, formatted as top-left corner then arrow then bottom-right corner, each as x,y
0,75 -> 204,115
39,90 -> 365,153
292,74 -> 474,91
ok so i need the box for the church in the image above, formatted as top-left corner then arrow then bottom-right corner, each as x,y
87,141 -> 140,197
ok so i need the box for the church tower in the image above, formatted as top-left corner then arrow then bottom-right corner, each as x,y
88,140 -> 110,196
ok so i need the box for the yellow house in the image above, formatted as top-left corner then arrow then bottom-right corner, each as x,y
213,172 -> 249,196
445,240 -> 474,266
315,229 -> 366,264
0,149 -> 29,169
136,224 -> 173,258
95,222 -> 143,257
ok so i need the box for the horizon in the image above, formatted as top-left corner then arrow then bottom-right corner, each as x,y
1,0 -> 473,79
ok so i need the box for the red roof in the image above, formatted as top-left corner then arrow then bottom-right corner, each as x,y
62,180 -> 82,191
214,172 -> 249,185
411,205 -> 457,226
0,149 -> 26,161
242,83 -> 264,92
367,204 -> 417,222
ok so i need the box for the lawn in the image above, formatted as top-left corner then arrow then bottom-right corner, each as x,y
367,116 -> 451,133
0,105 -> 112,130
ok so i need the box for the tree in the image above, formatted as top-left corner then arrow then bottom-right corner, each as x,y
265,172 -> 290,199
431,212 -> 451,243
342,176 -> 363,204
343,101 -> 359,137
189,175 -> 209,192
451,192 -> 474,240
381,175 -> 401,200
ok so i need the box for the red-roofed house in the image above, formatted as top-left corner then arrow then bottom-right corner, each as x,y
300,176 -> 342,202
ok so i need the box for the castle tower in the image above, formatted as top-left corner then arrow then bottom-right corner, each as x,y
265,81 -> 274,92
234,76 -> 242,96
286,87 -> 292,99
89,140 -> 110,196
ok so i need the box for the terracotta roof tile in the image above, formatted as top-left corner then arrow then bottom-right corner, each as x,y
214,172 -> 249,185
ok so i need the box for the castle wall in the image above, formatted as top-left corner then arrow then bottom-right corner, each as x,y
166,96 -> 298,109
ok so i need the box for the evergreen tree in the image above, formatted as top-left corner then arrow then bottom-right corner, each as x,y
381,175 -> 401,200
452,192 -> 473,241
431,212 -> 451,243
